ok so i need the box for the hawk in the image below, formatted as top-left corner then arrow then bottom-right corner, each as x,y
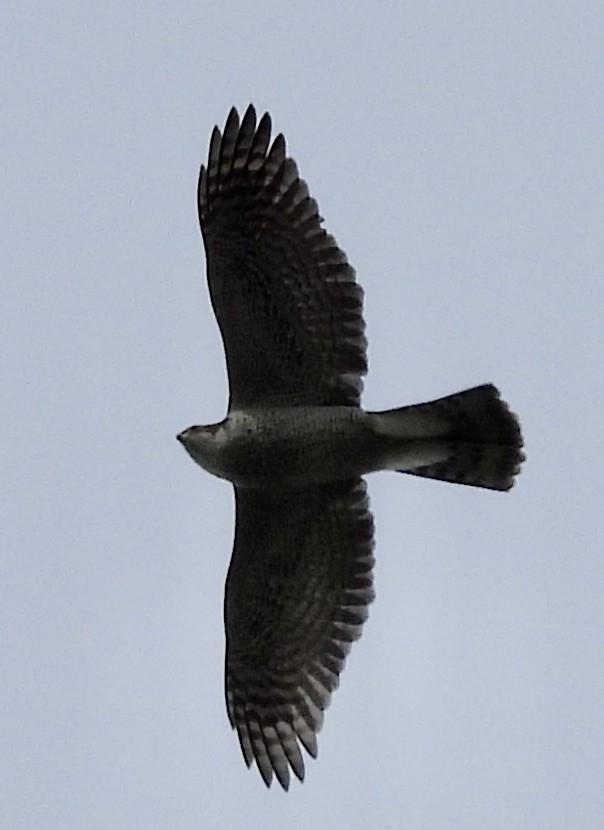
177,105 -> 524,789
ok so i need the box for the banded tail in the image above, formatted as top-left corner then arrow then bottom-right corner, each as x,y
371,384 -> 524,491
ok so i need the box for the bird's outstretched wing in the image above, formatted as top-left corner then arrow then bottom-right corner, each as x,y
224,479 -> 375,789
198,105 -> 367,409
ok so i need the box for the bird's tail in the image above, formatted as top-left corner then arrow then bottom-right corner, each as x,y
370,384 -> 524,491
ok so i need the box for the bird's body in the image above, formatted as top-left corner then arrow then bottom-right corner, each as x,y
178,105 -> 524,790
179,406 -> 376,488
179,388 -> 520,491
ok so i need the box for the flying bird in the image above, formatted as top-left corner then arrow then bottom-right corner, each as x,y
177,105 -> 524,790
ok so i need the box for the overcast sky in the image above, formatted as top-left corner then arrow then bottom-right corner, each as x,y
3,2 -> 603,828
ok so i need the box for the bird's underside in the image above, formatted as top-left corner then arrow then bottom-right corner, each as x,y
177,105 -> 524,790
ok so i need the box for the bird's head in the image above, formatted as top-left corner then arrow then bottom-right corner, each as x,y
176,422 -> 228,479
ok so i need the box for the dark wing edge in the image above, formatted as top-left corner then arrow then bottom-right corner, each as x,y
224,479 -> 375,789
198,105 -> 368,408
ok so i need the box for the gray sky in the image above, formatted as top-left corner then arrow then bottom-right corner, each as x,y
3,2 -> 603,828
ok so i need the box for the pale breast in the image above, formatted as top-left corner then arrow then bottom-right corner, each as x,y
218,407 -> 380,489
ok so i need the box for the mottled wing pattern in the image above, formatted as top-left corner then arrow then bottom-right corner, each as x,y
198,105 -> 367,409
224,479 -> 375,789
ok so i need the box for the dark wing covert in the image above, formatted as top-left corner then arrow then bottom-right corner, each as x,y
198,105 -> 367,408
224,479 -> 375,789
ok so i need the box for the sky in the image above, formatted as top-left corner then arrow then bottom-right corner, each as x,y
3,2 -> 603,828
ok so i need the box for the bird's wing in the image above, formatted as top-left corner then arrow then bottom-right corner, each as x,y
198,105 -> 367,409
224,479 -> 375,789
